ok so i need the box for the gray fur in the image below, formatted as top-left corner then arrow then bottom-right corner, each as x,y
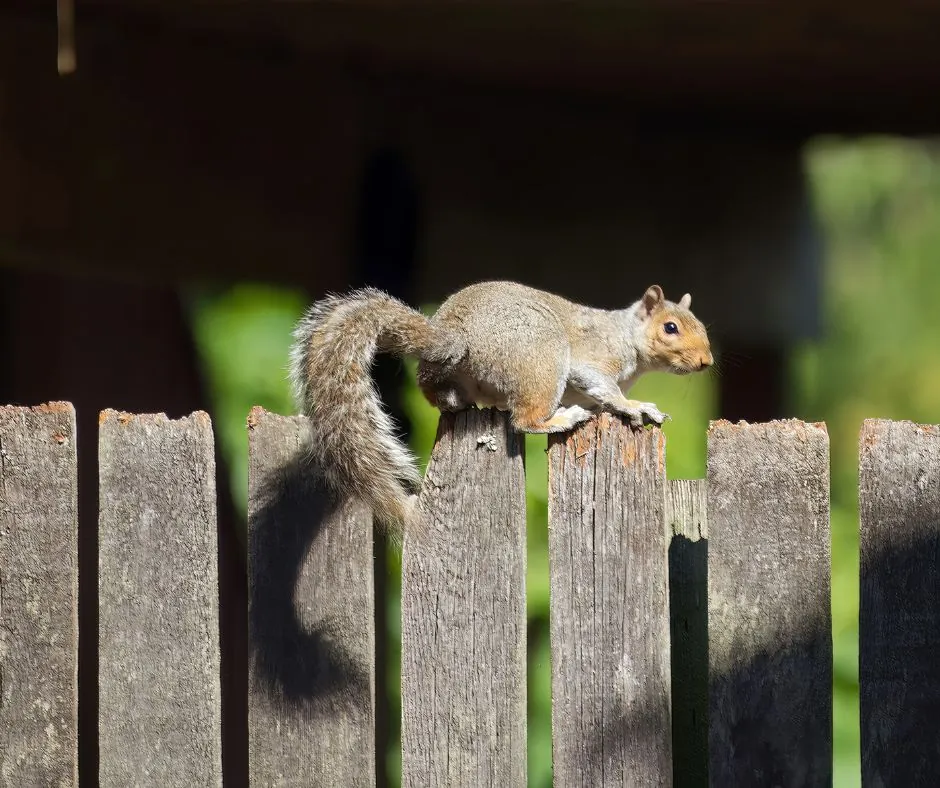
289,280 -> 712,535
288,288 -> 445,535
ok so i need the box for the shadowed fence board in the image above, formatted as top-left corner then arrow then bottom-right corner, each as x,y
667,479 -> 708,788
246,408 -> 375,787
401,408 -> 526,788
859,419 -> 940,784
0,403 -> 78,786
98,410 -> 221,787
548,414 -> 672,786
707,419 -> 831,785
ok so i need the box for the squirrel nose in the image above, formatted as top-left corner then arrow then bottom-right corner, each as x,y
698,354 -> 713,370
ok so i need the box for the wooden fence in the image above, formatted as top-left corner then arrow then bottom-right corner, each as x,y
0,402 -> 937,786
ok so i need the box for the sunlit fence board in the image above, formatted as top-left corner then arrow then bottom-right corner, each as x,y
98,410 -> 222,787
0,403 -> 78,786
548,415 -> 672,786
707,419 -> 831,785
401,409 -> 527,788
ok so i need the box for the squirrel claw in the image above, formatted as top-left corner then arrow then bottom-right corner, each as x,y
623,402 -> 668,428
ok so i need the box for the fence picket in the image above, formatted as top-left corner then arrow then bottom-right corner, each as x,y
667,479 -> 708,787
0,403 -> 78,787
401,408 -> 527,788
706,419 -> 831,785
246,407 -> 375,787
548,414 -> 672,786
11,398 -> 940,785
98,410 -> 222,787
859,418 -> 940,784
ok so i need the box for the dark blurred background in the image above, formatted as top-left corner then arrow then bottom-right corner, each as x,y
4,4 -> 940,786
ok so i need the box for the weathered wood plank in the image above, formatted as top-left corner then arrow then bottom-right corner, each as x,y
247,407 -> 374,787
401,408 -> 527,788
859,418 -> 940,784
548,413 -> 672,786
707,419 -> 831,785
0,402 -> 78,786
667,479 -> 708,788
98,410 -> 222,787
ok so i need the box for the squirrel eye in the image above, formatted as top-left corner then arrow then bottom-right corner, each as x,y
664,321 -> 679,335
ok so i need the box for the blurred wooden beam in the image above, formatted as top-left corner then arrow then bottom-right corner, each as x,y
9,2 -> 940,133
0,13 -> 364,288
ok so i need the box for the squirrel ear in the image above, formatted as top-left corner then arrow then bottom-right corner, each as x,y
642,285 -> 664,316
679,293 -> 692,309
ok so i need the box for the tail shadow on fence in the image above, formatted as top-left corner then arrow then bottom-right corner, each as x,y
247,452 -> 371,711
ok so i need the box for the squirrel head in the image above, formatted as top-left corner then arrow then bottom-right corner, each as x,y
637,285 -> 713,375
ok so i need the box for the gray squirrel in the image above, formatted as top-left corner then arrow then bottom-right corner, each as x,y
289,281 -> 713,535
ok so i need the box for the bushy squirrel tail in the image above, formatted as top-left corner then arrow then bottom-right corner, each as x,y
288,288 -> 444,535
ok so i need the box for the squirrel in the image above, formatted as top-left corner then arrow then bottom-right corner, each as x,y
289,280 -> 713,535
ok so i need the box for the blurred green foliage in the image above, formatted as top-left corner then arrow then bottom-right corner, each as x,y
188,284 -> 307,520
188,137 -> 940,788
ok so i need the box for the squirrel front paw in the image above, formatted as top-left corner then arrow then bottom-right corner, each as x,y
622,401 -> 669,428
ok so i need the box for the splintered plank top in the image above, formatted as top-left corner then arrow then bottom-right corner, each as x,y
0,403 -> 78,787
98,410 -> 222,788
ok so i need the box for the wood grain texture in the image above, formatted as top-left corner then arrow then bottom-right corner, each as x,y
246,407 -> 375,787
0,403 -> 78,787
859,418 -> 940,785
667,479 -> 708,788
548,413 -> 671,787
401,408 -> 526,788
98,410 -> 222,787
707,419 -> 831,786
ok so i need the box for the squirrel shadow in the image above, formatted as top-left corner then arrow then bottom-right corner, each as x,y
247,451 -> 372,714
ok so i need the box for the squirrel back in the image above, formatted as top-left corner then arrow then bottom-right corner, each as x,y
289,281 -> 711,537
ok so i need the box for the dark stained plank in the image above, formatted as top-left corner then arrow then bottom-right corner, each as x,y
707,419 -> 831,786
401,408 -> 527,787
247,407 -> 375,787
98,410 -> 222,787
859,418 -> 940,785
548,414 -> 672,786
0,402 -> 78,786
